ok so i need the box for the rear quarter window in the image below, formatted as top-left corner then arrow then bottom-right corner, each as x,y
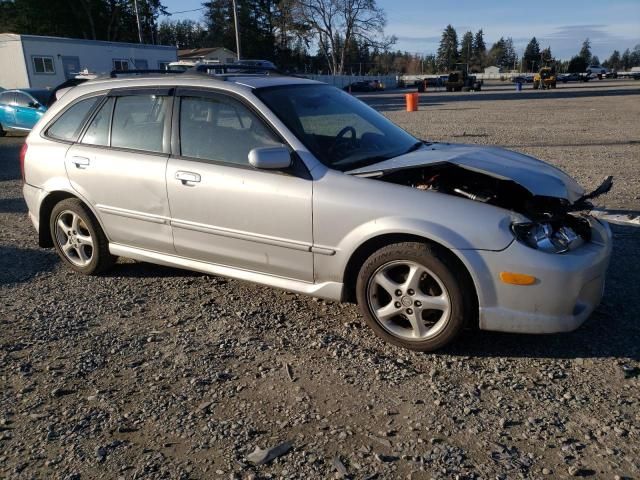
47,96 -> 101,142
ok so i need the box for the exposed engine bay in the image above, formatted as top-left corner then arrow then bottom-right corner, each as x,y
369,163 -> 613,253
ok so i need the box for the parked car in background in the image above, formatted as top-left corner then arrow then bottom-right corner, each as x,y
558,72 -> 593,83
586,65 -> 607,77
0,89 -> 50,135
511,74 -> 534,83
22,72 -> 613,352
343,81 -> 375,92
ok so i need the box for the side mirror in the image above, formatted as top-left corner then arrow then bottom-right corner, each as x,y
248,145 -> 291,170
28,101 -> 40,109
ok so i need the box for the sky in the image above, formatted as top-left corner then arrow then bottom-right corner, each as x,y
160,0 -> 640,60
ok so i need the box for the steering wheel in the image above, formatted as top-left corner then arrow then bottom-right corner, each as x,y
329,126 -> 357,157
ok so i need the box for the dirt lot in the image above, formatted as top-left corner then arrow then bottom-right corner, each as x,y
1,80 -> 639,480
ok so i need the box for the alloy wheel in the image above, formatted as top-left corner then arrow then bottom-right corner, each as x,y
54,210 -> 94,267
366,260 -> 451,341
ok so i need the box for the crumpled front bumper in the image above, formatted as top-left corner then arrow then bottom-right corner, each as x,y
467,218 -> 612,334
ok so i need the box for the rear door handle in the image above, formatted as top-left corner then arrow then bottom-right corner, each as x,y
71,156 -> 90,168
175,171 -> 201,184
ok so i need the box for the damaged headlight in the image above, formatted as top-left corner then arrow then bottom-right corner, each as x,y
511,222 -> 585,253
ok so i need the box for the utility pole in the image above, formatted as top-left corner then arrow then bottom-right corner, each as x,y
133,0 -> 143,43
232,0 -> 241,61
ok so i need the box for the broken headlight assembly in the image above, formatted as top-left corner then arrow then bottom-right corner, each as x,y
511,221 -> 586,253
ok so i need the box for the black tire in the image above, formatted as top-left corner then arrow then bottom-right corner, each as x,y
461,86 -> 471,92
355,242 -> 473,352
50,198 -> 115,275
0,123 -> 6,137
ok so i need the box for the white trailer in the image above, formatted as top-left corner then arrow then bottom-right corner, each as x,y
0,34 -> 177,90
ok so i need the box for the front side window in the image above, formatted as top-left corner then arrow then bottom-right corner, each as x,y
179,95 -> 280,165
81,97 -> 114,146
33,56 -> 55,74
256,84 -> 419,171
111,94 -> 169,153
46,96 -> 100,141
113,59 -> 129,71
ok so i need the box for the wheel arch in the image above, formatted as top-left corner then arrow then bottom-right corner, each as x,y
342,233 -> 479,327
38,190 -> 107,248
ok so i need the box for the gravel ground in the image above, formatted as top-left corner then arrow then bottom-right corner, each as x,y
1,81 -> 639,480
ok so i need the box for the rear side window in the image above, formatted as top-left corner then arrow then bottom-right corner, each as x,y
0,92 -> 13,104
47,96 -> 100,141
81,97 -> 114,146
111,95 -> 169,153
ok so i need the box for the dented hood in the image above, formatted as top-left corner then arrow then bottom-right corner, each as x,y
347,143 -> 585,203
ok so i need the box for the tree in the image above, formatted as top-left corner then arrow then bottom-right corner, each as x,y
291,0 -> 393,75
471,29 -> 486,70
436,24 -> 458,72
158,19 -> 208,48
621,48 -> 632,70
459,31 -> 473,66
523,37 -> 540,71
0,0 -> 166,43
567,55 -> 587,73
503,37 -> 517,70
604,50 -> 621,70
579,38 -> 592,64
590,55 -> 600,66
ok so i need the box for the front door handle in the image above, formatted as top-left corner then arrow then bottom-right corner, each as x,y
71,156 -> 90,168
175,171 -> 201,184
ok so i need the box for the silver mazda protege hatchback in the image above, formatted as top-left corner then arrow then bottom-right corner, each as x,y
22,70 -> 612,351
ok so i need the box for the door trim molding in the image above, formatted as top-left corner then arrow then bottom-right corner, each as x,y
96,206 -> 337,255
96,204 -> 169,225
171,218 -> 313,252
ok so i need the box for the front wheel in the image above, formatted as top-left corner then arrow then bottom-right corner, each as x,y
50,198 -> 115,275
356,242 -> 471,351
0,123 -> 6,137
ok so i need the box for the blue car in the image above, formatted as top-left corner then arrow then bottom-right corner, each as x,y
0,89 -> 51,136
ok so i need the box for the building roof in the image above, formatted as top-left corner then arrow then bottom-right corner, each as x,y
0,32 -> 176,50
178,47 -> 236,59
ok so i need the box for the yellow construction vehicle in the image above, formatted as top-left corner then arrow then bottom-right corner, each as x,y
533,67 -> 557,89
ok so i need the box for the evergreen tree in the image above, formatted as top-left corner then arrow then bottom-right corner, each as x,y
460,31 -> 473,66
523,37 -> 541,71
436,24 -> 459,72
604,50 -> 621,70
503,37 -> 517,70
472,29 -> 486,68
621,48 -> 631,70
579,38 -> 592,64
567,55 -> 587,73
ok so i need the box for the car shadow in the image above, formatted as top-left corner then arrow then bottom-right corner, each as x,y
441,223 -> 640,361
103,260 -> 202,279
0,196 -> 27,214
0,245 -> 57,286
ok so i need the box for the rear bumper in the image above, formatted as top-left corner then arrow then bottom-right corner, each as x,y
468,218 -> 612,334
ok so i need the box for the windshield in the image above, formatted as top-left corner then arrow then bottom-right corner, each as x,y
255,84 -> 420,171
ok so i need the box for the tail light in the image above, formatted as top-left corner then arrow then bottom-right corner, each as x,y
20,143 -> 28,183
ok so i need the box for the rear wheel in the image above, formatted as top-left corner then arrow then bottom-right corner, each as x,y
356,242 -> 471,351
533,81 -> 539,89
50,198 -> 115,275
0,123 -> 6,137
